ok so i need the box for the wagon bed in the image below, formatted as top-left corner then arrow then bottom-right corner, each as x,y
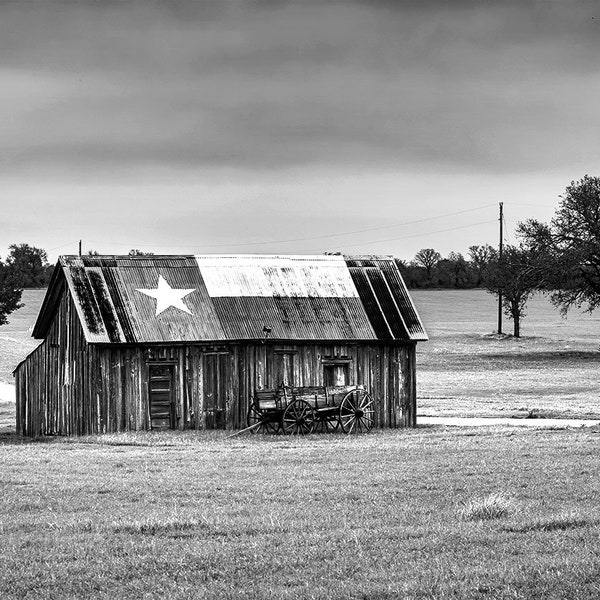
247,384 -> 374,435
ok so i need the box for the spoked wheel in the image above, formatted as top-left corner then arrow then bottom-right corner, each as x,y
339,389 -> 374,434
282,400 -> 315,435
247,403 -> 280,434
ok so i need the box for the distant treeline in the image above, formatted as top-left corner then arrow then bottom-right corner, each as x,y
2,243 -> 491,291
397,246 -> 494,290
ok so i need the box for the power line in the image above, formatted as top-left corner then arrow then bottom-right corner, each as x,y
328,219 -> 496,250
46,241 -> 80,252
84,203 -> 496,250
504,202 -> 556,208
502,214 -> 511,245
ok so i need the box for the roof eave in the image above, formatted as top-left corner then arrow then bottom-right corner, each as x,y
85,336 -> 423,346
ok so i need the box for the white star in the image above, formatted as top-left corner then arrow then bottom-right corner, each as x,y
136,275 -> 196,316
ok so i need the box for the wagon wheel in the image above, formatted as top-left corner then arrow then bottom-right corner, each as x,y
339,389 -> 374,434
247,402 -> 280,435
282,400 -> 315,435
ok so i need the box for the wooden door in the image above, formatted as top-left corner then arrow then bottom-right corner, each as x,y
274,351 -> 296,388
203,353 -> 230,429
149,365 -> 175,430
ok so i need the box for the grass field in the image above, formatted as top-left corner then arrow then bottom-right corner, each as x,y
0,289 -> 44,385
1,427 -> 599,599
1,290 -> 600,598
413,290 -> 600,420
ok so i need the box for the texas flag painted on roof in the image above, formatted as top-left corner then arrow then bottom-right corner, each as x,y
33,254 -> 428,344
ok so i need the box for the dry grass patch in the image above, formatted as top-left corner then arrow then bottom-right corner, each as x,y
460,492 -> 517,521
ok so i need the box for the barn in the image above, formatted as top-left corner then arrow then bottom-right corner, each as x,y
14,254 -> 428,436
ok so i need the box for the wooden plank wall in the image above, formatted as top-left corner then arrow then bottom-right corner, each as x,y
15,292 -> 151,436
15,294 -> 419,435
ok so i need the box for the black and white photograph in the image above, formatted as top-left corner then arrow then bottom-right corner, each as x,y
1,1 -> 599,598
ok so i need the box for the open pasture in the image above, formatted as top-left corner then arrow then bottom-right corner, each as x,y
1,427 -> 600,599
0,289 -> 43,385
413,290 -> 600,419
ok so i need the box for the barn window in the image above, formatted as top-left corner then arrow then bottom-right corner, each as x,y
322,359 -> 351,387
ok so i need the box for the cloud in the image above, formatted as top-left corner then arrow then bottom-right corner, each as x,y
1,0 -> 600,176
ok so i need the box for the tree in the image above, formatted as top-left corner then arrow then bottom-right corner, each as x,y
468,244 -> 496,286
518,175 -> 600,314
5,243 -> 53,287
398,260 -> 429,288
0,260 -> 23,326
128,249 -> 154,256
413,248 -> 441,279
445,251 -> 472,288
483,245 -> 541,337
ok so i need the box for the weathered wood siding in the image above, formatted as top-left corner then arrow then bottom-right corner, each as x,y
15,291 -> 150,436
16,290 -> 90,436
15,291 -> 418,435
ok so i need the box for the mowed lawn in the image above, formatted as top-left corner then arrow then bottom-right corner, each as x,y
1,427 -> 600,599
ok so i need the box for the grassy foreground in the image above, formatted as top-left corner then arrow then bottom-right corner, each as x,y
1,427 -> 600,599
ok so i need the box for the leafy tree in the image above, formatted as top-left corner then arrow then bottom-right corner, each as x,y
398,260 -> 428,288
412,248 -> 441,280
483,245 -> 541,337
0,260 -> 23,326
468,244 -> 496,286
5,243 -> 53,288
128,249 -> 155,256
445,251 -> 472,288
518,175 -> 600,314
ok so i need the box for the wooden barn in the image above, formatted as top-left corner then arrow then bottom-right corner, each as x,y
14,254 -> 428,436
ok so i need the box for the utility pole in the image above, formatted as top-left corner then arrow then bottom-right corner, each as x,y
497,202 -> 503,334
78,240 -> 82,257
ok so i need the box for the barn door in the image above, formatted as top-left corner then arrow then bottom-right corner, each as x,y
149,365 -> 175,430
203,353 -> 230,429
274,351 -> 296,388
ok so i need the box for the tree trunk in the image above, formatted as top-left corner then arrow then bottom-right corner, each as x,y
510,300 -> 521,338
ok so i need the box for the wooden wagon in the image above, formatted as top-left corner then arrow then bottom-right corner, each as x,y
246,385 -> 375,435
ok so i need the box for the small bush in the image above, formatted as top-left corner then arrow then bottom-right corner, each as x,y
460,492 -> 516,521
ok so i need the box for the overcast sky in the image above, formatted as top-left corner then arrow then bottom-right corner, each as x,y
1,0 -> 599,263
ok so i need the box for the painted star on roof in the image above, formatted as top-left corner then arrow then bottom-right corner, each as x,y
136,275 -> 195,316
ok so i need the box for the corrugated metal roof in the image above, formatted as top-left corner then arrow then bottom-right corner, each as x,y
195,255 -> 360,298
33,254 -> 427,343
345,256 -> 428,341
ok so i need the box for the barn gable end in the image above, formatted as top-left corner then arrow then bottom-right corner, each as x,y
16,286 -> 89,435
